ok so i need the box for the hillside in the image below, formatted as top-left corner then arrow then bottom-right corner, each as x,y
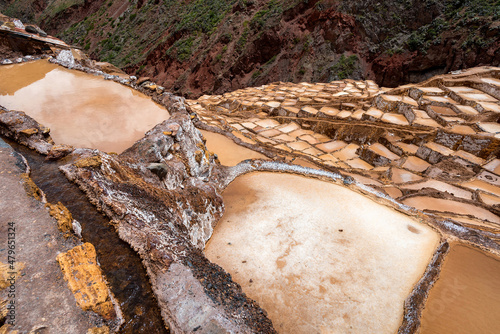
1,0 -> 499,97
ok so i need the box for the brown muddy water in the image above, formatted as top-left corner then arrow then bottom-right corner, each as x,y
199,129 -> 266,165
420,243 -> 500,334
8,140 -> 168,334
0,60 -> 169,153
205,172 -> 439,334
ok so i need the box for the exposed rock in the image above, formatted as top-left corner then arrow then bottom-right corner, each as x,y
19,173 -> 43,201
136,77 -> 150,85
56,243 -> 117,320
59,94 -> 275,333
45,202 -> 74,236
0,107 -> 54,154
87,327 -> 110,334
11,0 -> 496,97
24,25 -> 38,34
0,138 -> 121,333
46,144 -> 74,160
146,163 -> 169,179
74,155 -> 102,169
95,62 -> 127,76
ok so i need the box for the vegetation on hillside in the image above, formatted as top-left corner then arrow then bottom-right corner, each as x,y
1,0 -> 498,96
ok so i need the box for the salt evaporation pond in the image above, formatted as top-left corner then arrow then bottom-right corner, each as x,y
200,129 -> 266,165
205,172 -> 440,333
420,243 -> 500,334
0,60 -> 169,153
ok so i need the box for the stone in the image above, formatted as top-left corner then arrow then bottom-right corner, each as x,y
87,327 -> 110,334
20,173 -> 43,201
20,128 -> 38,136
24,25 -> 38,34
56,243 -> 116,320
74,155 -> 102,168
147,163 -> 169,179
3,22 -> 16,29
46,202 -> 74,236
165,123 -> 181,136
136,77 -> 150,85
46,144 -> 73,160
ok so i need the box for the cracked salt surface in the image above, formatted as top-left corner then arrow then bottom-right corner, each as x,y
205,172 -> 440,333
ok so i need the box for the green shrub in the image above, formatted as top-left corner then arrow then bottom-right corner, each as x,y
236,25 -> 249,53
172,36 -> 196,62
175,0 -> 238,33
250,0 -> 282,28
330,54 -> 359,80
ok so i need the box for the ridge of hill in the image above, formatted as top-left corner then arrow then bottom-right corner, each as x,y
1,0 -> 499,98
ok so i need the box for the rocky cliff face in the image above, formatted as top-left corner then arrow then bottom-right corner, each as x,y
1,0 -> 499,98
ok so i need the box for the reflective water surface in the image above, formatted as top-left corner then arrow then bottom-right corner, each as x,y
0,60 -> 169,153
199,129 -> 266,166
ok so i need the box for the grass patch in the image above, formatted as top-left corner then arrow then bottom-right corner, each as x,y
41,0 -> 85,20
330,54 -> 359,80
236,23 -> 250,53
250,0 -> 283,28
167,36 -> 198,62
176,0 -> 238,33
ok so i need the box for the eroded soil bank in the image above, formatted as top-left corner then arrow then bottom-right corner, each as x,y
0,60 -> 169,153
205,172 -> 440,333
420,243 -> 500,334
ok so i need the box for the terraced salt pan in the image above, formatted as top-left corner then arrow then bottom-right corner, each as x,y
199,130 -> 266,166
332,143 -> 359,160
484,159 -> 500,175
391,168 -> 423,183
402,197 -> 500,224
462,180 -> 500,197
478,122 -> 500,134
368,143 -> 400,160
402,156 -> 431,172
400,180 -> 472,200
420,244 -> 500,334
205,173 -> 440,334
479,192 -> 500,206
0,60 -> 169,153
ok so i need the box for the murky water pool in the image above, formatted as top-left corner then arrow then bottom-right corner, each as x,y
205,172 -> 439,333
0,60 -> 169,153
420,243 -> 500,334
199,129 -> 266,166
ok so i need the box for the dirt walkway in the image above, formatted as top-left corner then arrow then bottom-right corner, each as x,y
0,138 -> 105,333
